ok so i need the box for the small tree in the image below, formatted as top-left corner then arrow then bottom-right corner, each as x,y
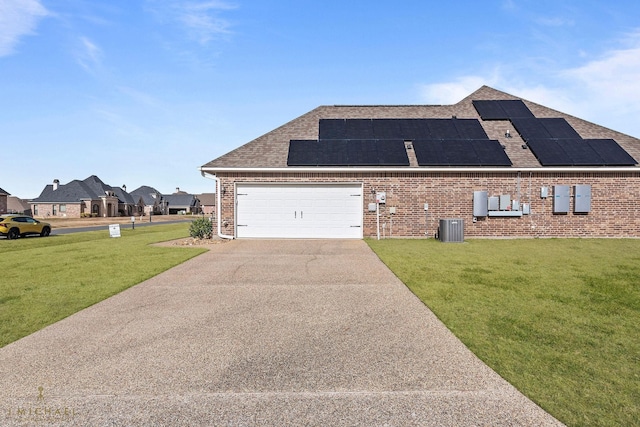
189,217 -> 213,239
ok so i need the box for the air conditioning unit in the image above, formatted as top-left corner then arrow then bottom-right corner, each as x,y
439,219 -> 464,243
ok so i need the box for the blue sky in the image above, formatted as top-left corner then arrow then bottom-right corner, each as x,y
2,0 -> 640,198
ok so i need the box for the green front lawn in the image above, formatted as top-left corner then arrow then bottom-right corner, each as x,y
367,238 -> 639,427
0,224 -> 206,348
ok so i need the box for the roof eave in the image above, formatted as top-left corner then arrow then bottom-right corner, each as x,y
200,166 -> 640,174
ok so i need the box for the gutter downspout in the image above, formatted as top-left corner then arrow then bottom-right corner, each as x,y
201,171 -> 235,240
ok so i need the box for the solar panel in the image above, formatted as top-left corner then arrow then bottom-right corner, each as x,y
526,137 -> 637,166
325,118 -> 489,141
347,139 -> 379,166
345,119 -> 374,139
556,139 -> 603,165
586,139 -> 638,166
400,119 -> 432,139
318,119 -> 345,140
412,140 -> 446,166
427,119 -> 460,139
454,119 -> 489,139
289,139 -> 410,167
376,139 -> 411,166
445,140 -> 479,165
498,100 -> 535,118
472,100 -> 506,120
319,140 -> 350,166
372,119 -> 403,140
540,118 -> 581,139
413,139 -> 511,166
472,140 -> 513,166
473,99 -> 535,120
287,140 -> 319,166
511,118 -> 551,140
525,139 -> 573,166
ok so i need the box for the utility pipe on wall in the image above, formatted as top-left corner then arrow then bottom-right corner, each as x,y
201,172 -> 235,240
376,201 -> 380,240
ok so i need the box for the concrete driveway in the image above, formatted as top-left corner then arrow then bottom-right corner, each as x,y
0,240 -> 563,426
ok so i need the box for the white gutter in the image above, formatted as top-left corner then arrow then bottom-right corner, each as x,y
200,166 -> 640,173
201,171 -> 234,240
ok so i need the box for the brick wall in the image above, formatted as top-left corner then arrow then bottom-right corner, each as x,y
0,195 -> 6,214
215,171 -> 640,238
32,203 -> 84,218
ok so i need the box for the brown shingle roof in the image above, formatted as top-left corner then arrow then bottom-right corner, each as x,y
201,86 -> 640,170
197,193 -> 216,206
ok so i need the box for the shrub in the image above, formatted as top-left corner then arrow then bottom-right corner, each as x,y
189,217 -> 213,239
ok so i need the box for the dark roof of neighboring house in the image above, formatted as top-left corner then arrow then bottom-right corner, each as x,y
31,175 -> 138,204
112,187 -> 136,205
198,193 -> 216,206
129,186 -> 163,205
0,187 -> 8,195
201,86 -> 640,170
82,175 -> 113,197
164,193 -> 199,208
32,176 -> 111,203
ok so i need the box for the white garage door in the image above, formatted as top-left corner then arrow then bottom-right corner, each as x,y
236,183 -> 363,239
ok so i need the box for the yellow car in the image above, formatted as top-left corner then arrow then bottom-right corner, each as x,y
0,214 -> 52,239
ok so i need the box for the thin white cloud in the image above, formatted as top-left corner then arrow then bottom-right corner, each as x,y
117,86 -> 164,109
0,0 -> 48,57
562,31 -> 640,113
502,0 -> 516,11
419,75 -> 498,105
76,36 -> 103,72
180,1 -> 235,43
417,73 -> 575,113
94,107 -> 149,140
147,0 -> 237,45
535,16 -> 574,27
417,29 -> 640,136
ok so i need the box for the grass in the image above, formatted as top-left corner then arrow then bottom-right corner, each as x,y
367,238 -> 640,427
0,223 -> 206,348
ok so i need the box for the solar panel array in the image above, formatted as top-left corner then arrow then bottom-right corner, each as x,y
287,118 -> 511,167
526,139 -> 638,166
287,102 -> 638,168
472,100 -> 637,166
287,139 -> 410,167
511,118 -> 581,140
413,139 -> 512,166
318,118 -> 488,140
472,100 -> 535,120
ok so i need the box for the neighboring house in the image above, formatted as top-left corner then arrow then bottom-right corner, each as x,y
198,193 -> 216,217
113,185 -> 145,217
200,85 -> 640,239
129,186 -> 168,215
0,187 -> 8,214
31,176 -> 122,218
163,188 -> 201,214
7,196 -> 32,215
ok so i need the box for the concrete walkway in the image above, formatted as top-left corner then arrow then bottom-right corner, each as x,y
0,240 -> 564,426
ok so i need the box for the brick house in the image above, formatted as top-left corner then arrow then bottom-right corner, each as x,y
163,188 -> 201,215
129,186 -> 168,216
0,187 -> 8,215
198,193 -> 216,217
31,176 -> 138,218
8,196 -> 32,215
200,86 -> 640,239
114,185 -> 145,217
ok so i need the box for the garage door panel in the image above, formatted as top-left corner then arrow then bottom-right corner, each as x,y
236,184 -> 362,239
